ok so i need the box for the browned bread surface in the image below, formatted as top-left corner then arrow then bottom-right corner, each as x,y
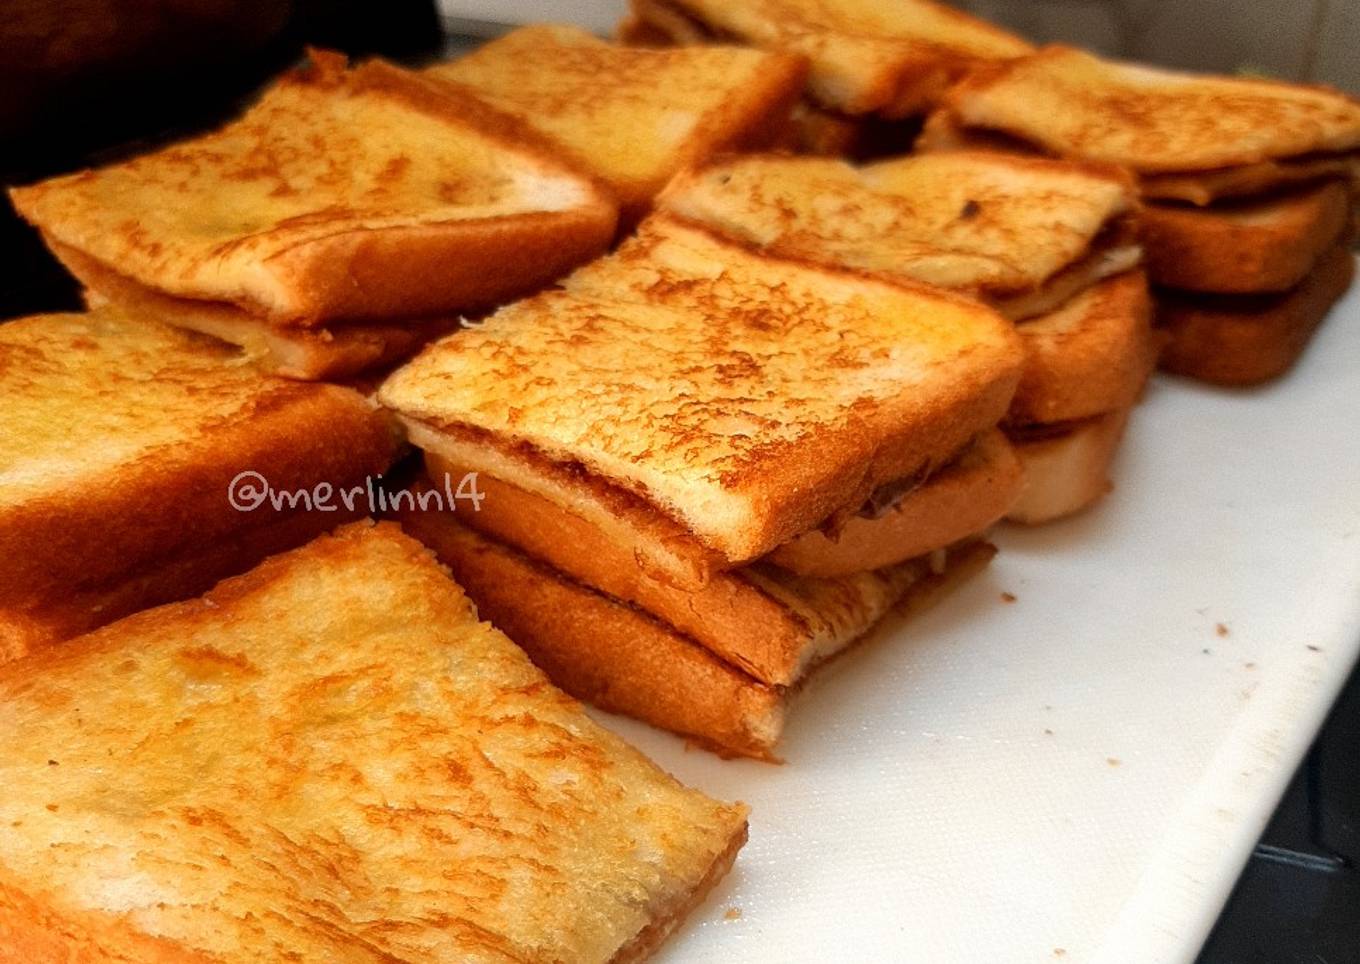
381,214 -> 1022,569
0,522 -> 748,962
766,429 -> 1021,576
1157,244 -> 1356,385
1006,408 -> 1132,524
644,0 -> 1032,116
0,310 -> 400,635
1140,181 -> 1352,293
948,46 -> 1360,174
10,52 -> 617,326
1010,271 -> 1159,425
429,24 -> 806,221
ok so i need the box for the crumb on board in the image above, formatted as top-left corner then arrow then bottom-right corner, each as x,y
1216,623 -> 1230,637
1244,662 -> 1256,670
1054,950 -> 1067,958
1107,757 -> 1121,767
1307,645 -> 1323,652
1044,728 -> 1055,736
1203,648 -> 1212,655
724,907 -> 742,921
1000,591 -> 1017,603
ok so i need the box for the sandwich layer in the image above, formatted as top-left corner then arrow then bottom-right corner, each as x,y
659,151 -> 1137,309
1139,180 -> 1352,294
1157,244 -> 1356,386
0,522 -> 748,962
640,0 -> 1032,116
1140,154 -> 1360,206
429,24 -> 806,220
0,310 -> 400,610
948,46 -> 1360,173
766,429 -> 1021,576
1010,270 -> 1159,425
1006,408 -> 1132,524
381,214 -> 1022,570
11,52 -> 617,326
400,508 -> 995,759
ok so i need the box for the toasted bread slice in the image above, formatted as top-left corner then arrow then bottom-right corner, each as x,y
0,522 -> 748,961
10,51 -> 617,328
381,214 -> 1022,576
428,24 -> 805,223
659,151 -> 1138,315
415,459 -> 937,687
632,0 -> 1032,117
0,310 -> 400,659
766,429 -> 1021,576
1158,243 -> 1355,386
1006,408 -> 1132,524
399,508 -> 994,759
1140,181 -> 1351,294
66,243 -> 458,380
947,46 -> 1360,174
1010,271 -> 1159,425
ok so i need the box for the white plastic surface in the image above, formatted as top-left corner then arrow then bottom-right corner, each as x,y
598,267 -> 1360,963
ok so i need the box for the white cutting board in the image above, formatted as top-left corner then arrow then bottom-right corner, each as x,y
597,264 -> 1360,964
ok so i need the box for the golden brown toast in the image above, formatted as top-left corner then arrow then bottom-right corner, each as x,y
428,24 -> 806,223
417,459 -> 936,688
1157,243 -> 1355,386
1140,181 -> 1352,294
1010,271 -> 1159,426
946,46 -> 1360,174
399,506 -> 994,759
380,214 -> 1022,577
766,429 -> 1021,576
0,522 -> 748,961
658,151 -> 1139,316
0,310 -> 400,660
1006,408 -> 1133,524
10,51 -> 617,329
629,0 -> 1032,117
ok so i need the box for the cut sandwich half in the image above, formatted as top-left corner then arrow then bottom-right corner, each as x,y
427,24 -> 806,223
0,522 -> 748,962
0,309 -> 401,660
9,50 -> 618,380
1007,408 -> 1132,525
620,0 -> 1033,118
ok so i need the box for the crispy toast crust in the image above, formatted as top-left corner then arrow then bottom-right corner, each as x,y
1140,181 -> 1351,294
1010,270 -> 1159,425
0,522 -> 748,961
11,54 -> 617,325
1157,244 -> 1355,385
382,214 -> 1023,569
767,430 -> 1021,576
1006,407 -> 1132,524
0,311 -> 400,610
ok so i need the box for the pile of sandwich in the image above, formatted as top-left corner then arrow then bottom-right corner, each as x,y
0,2 -> 1356,960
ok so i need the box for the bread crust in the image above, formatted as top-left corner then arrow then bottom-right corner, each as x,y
1140,181 -> 1351,293
1010,270 -> 1160,425
1006,408 -> 1132,524
767,430 -> 1021,576
1157,244 -> 1355,385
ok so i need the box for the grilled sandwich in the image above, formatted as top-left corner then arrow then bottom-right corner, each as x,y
926,45 -> 1360,384
0,309 -> 400,660
0,521 -> 748,962
380,213 -> 1023,756
9,51 -> 618,380
659,151 -> 1159,522
427,24 -> 805,223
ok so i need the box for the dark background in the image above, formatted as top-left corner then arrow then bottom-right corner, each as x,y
0,3 -> 1355,960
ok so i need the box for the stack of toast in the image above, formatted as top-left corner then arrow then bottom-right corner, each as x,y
618,0 -> 1033,159
10,52 -> 619,380
923,46 -> 1360,385
658,151 -> 1159,522
380,213 -> 1023,758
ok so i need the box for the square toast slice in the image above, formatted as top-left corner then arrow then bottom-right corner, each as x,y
380,214 -> 1022,577
9,51 -> 617,350
0,522 -> 747,962
428,24 -> 805,222
0,309 -> 400,660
